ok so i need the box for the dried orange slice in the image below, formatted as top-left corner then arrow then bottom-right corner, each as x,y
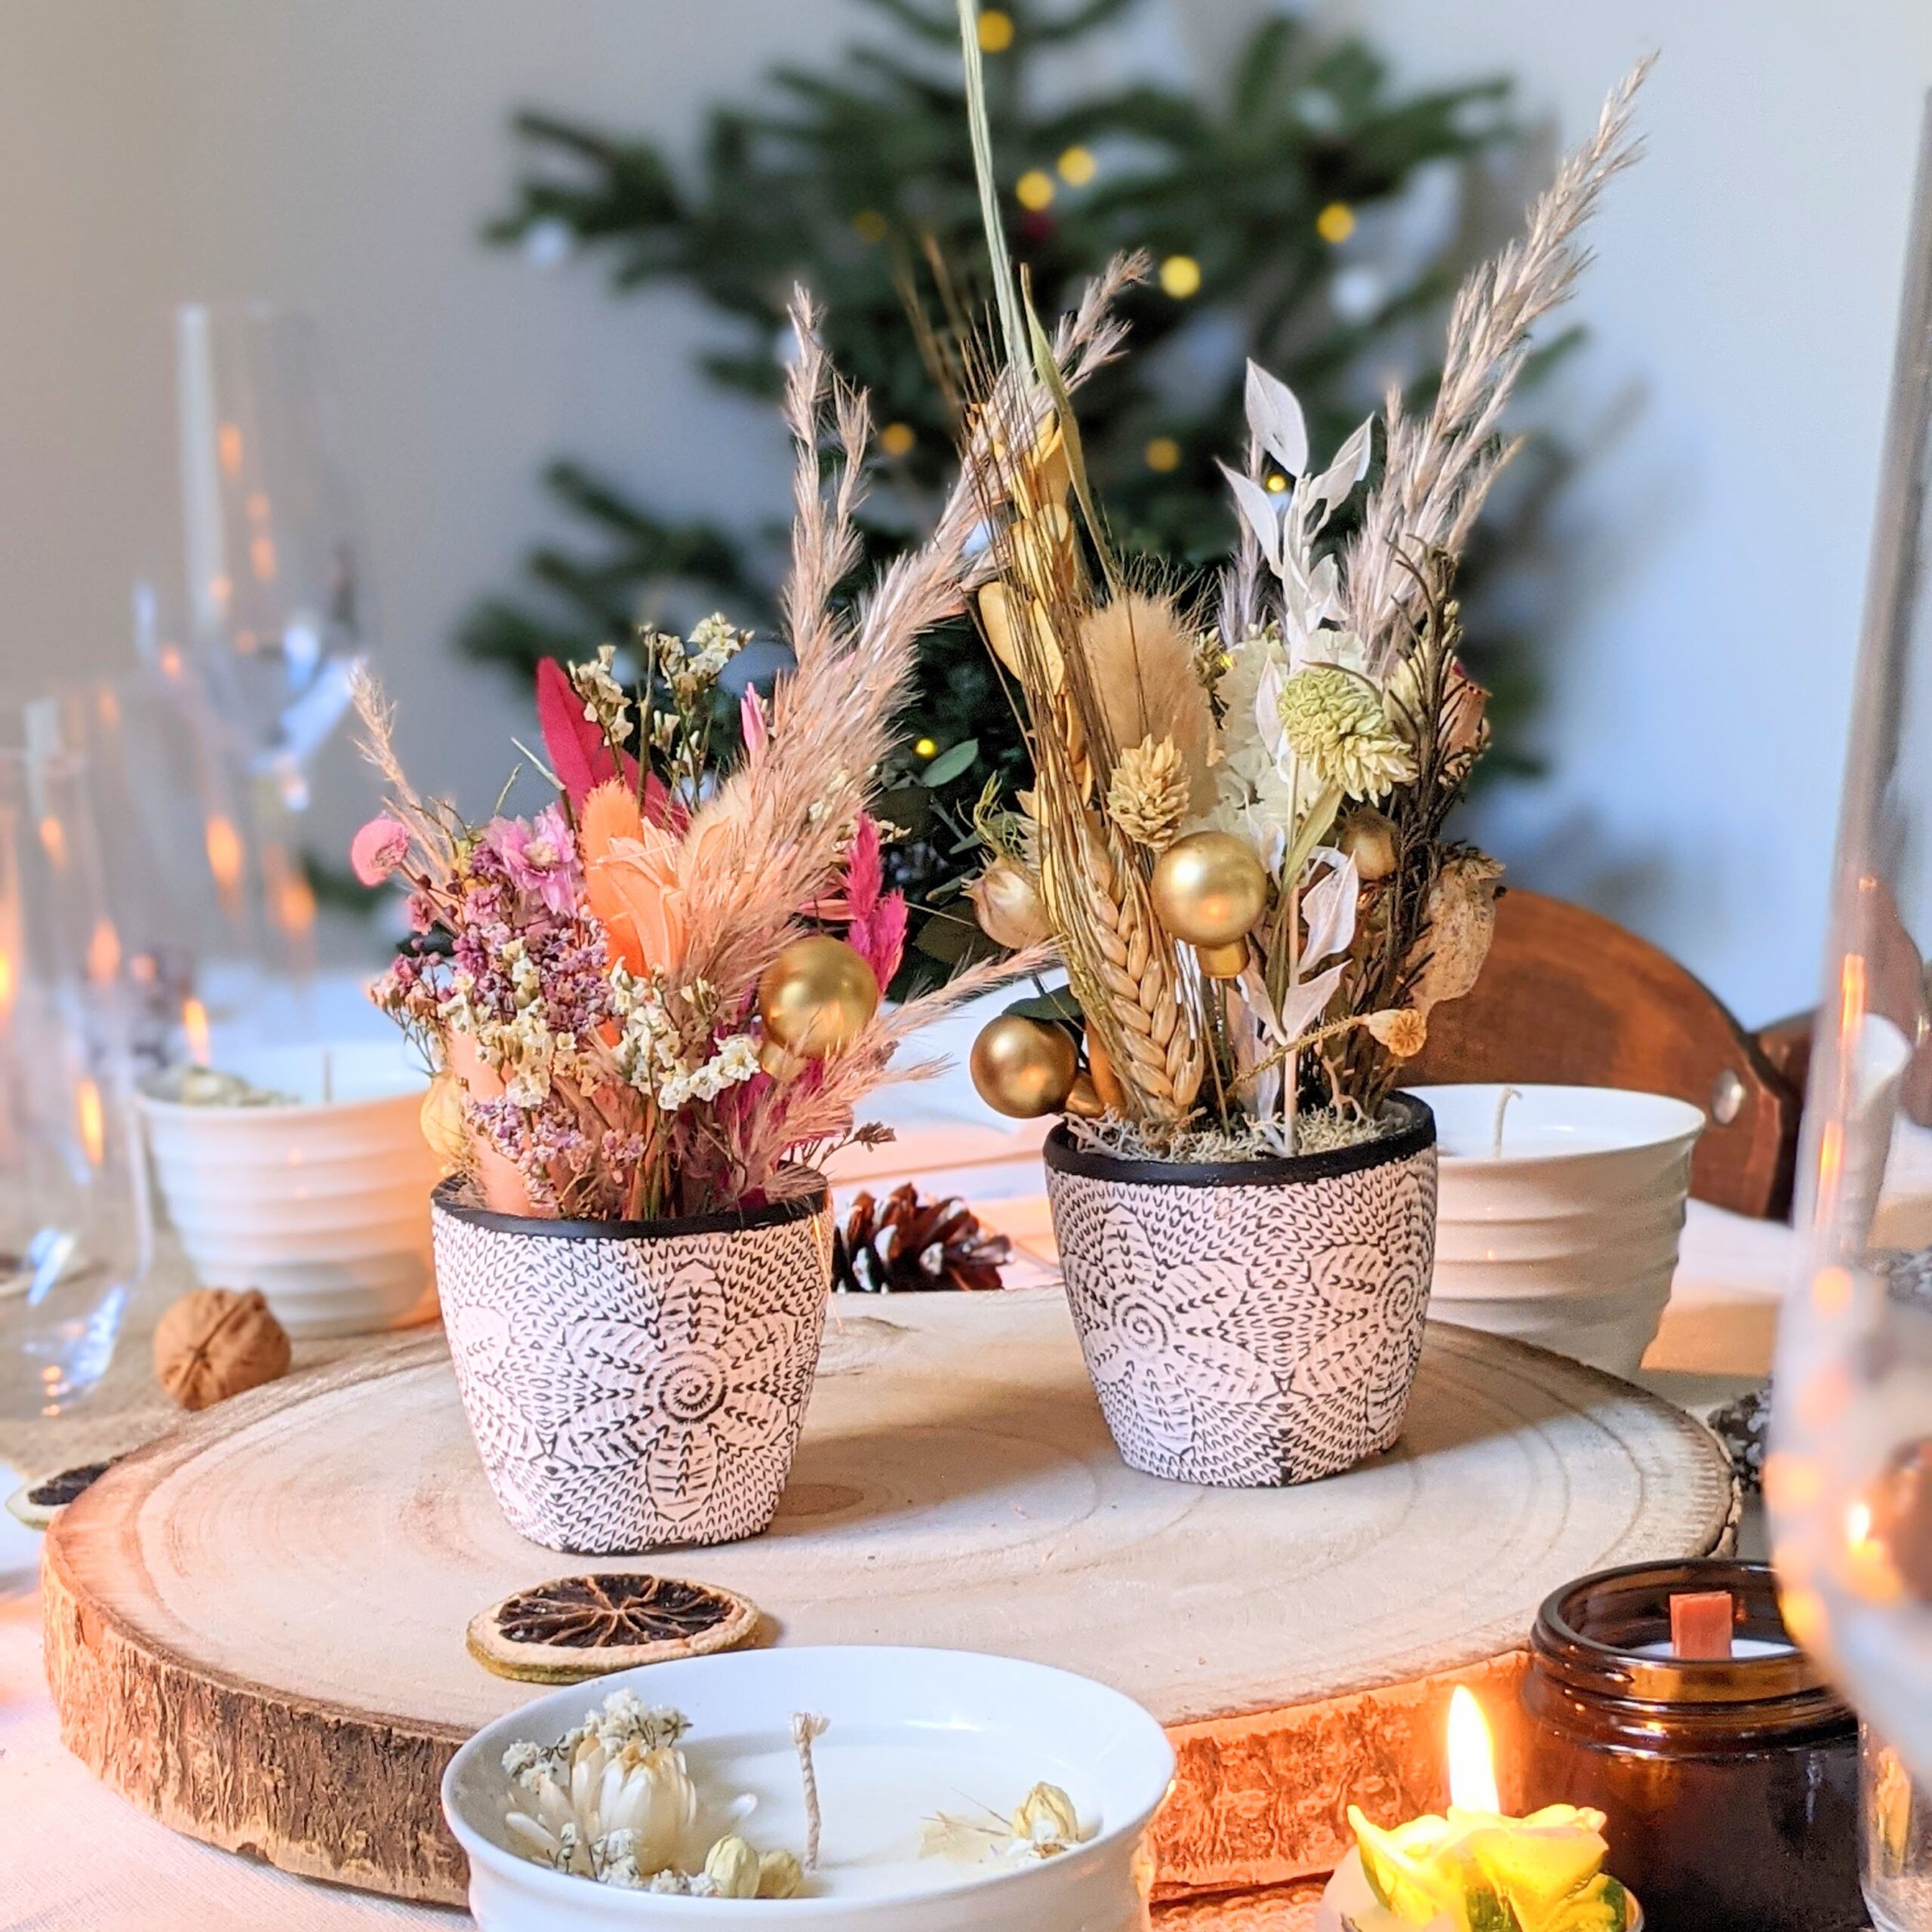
466,1573 -> 761,1683
6,1457 -> 118,1531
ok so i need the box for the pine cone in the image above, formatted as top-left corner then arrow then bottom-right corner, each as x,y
1107,735 -> 1191,851
832,1185 -> 1011,1293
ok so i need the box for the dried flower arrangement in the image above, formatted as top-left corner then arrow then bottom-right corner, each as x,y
955,20 -> 1650,1160
350,295 -> 1078,1222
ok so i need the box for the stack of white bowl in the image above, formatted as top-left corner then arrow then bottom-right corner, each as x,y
1410,1083 -> 1706,1377
140,1040 -> 441,1337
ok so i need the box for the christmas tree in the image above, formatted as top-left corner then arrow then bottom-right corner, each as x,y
465,0 -> 1557,970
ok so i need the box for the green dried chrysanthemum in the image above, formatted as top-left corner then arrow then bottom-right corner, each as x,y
1277,666 -> 1417,801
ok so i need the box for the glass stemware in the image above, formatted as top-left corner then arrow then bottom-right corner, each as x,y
0,748 -> 150,1416
1771,96 -> 1932,1807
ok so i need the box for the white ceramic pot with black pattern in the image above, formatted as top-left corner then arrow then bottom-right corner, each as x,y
430,1177 -> 832,1554
1043,1094 -> 1438,1487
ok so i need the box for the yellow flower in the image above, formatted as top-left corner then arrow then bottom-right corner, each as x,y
1277,666 -> 1416,801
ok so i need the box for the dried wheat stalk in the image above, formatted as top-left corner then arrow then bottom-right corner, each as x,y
1348,56 -> 1652,675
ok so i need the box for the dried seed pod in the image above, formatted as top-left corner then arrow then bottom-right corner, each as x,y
758,1849 -> 805,1899
703,1835 -> 762,1900
1012,1781 -> 1081,1851
153,1288 -> 291,1411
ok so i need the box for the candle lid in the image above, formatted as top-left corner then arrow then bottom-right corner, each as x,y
1531,1561 -> 1847,1713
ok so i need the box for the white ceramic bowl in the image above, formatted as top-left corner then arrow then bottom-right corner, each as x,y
443,1645 -> 1176,1931
139,1040 -> 441,1337
1410,1084 -> 1706,1378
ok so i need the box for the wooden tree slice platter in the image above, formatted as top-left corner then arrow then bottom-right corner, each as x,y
43,1291 -> 1733,1906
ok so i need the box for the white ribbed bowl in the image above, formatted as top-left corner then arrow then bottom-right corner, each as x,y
139,1041 -> 441,1337
1408,1084 -> 1705,1377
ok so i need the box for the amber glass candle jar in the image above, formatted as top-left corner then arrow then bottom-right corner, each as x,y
1520,1559 -> 1860,1932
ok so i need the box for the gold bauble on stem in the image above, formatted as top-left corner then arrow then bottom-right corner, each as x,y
757,936 -> 880,1075
970,1015 -> 1078,1119
419,1071 -> 471,1172
1149,830 -> 1269,979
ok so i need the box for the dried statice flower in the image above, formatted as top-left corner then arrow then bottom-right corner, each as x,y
571,644 -> 634,745
1275,666 -> 1416,802
1107,735 -> 1192,851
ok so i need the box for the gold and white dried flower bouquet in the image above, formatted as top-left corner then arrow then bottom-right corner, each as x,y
349,293 -> 1078,1223
957,30 -> 1651,1159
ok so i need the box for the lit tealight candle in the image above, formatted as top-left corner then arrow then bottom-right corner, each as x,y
1317,1687 -> 1641,1932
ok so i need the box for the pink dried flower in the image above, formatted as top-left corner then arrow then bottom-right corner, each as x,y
351,816 -> 411,886
485,804 -> 581,918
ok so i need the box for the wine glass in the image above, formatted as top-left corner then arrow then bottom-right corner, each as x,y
0,746 -> 151,1415
1771,97 -> 1932,1896
176,301 -> 366,816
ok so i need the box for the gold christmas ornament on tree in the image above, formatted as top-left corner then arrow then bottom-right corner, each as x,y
757,935 -> 879,1073
1149,830 -> 1269,978
970,1014 -> 1079,1118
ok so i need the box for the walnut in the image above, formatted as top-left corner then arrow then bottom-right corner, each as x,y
153,1288 -> 291,1410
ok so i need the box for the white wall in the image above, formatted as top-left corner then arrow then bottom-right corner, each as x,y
0,0 -> 1927,1022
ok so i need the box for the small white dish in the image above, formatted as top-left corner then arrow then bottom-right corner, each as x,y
1411,1084 -> 1706,1377
139,1039 -> 441,1337
442,1644 -> 1175,1930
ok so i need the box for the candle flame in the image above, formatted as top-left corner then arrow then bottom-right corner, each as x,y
86,918 -> 121,986
38,814 -> 67,869
182,997 -> 211,1066
204,813 -> 245,914
1447,1687 -> 1500,1814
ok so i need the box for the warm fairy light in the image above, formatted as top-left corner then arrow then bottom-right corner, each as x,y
158,644 -> 184,680
1057,145 -> 1097,186
914,737 -> 939,758
1847,1499 -> 1874,1548
204,814 -> 245,913
278,868 -> 317,936
977,7 -> 1014,52
38,814 -> 67,868
1159,254 -> 1202,299
1144,435 -> 1181,473
1838,951 -> 1868,1039
1446,1688 -> 1500,1814
86,918 -> 121,985
880,422 -> 916,458
0,949 -> 14,1020
96,685 -> 121,728
251,535 -> 278,583
1810,1265 -> 1854,1316
182,997 -> 212,1066
246,489 -> 271,522
1266,472 -> 1290,494
1317,201 -> 1358,244
1016,169 -> 1055,211
217,421 -> 245,477
210,572 -> 233,611
852,209 -> 888,243
75,1078 -> 104,1167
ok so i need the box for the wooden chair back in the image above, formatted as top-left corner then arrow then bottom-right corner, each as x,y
1407,888 -> 1801,1219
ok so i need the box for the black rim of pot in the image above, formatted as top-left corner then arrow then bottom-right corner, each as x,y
431,1171 -> 829,1242
1041,1091 -> 1435,1188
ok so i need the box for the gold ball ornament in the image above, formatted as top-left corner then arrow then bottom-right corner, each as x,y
757,936 -> 880,1072
970,1015 -> 1078,1118
419,1070 -> 471,1172
1149,830 -> 1269,978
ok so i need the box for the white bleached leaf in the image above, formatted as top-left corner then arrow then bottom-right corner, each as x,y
1218,460 -> 1286,573
1254,654 -> 1287,763
1244,362 -> 1310,478
1307,417 -> 1374,518
1278,961 -> 1346,1043
1300,849 -> 1359,965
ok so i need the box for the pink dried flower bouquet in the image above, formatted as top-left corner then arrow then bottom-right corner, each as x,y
352,294 -> 1050,1223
